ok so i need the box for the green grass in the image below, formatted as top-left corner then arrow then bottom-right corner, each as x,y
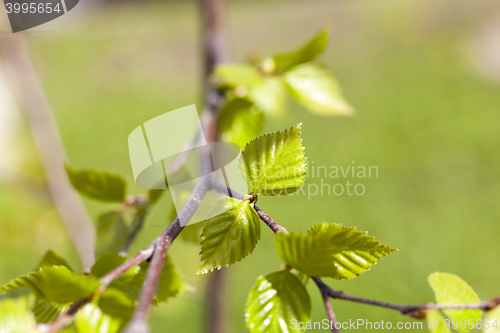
1,0 -> 500,332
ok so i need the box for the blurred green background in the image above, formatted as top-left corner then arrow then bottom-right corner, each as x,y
1,0 -> 500,331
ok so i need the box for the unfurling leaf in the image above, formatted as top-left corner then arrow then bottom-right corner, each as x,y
0,297 -> 35,333
0,266 -> 100,304
198,197 -> 261,274
245,270 -> 311,333
239,124 -> 307,196
75,303 -> 122,333
220,98 -> 264,150
273,28 -> 329,73
36,250 -> 73,271
428,272 -> 481,332
96,211 -> 130,256
427,310 -> 452,333
284,63 -> 353,116
65,165 -> 126,202
275,222 -> 396,279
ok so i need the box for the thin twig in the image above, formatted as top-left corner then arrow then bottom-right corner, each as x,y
0,33 -> 96,269
312,277 -> 500,318
314,278 -> 339,333
119,198 -> 149,257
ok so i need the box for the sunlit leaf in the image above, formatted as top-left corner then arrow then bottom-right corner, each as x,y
428,310 -> 452,333
65,165 -> 126,202
273,29 -> 329,73
275,223 -> 396,279
0,266 -> 100,304
428,272 -> 481,332
239,124 -> 307,196
214,63 -> 263,88
220,98 -> 264,150
248,77 -> 287,116
36,250 -> 73,271
75,303 -> 122,333
96,211 -> 129,256
0,297 -> 35,333
283,63 -> 353,116
31,299 -> 69,324
197,197 -> 261,274
245,270 -> 311,333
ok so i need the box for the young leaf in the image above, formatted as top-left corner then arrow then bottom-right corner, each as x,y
248,77 -> 287,116
283,63 -> 353,116
273,28 -> 329,73
245,270 -> 311,333
220,98 -> 264,150
427,310 -> 452,333
197,197 -> 261,274
0,297 -> 35,333
75,303 -> 122,333
214,63 -> 263,88
484,305 -> 500,333
239,124 -> 307,196
31,299 -> 70,323
36,250 -> 73,271
148,189 -> 166,205
154,255 -> 191,302
428,272 -> 481,332
91,253 -> 127,279
96,211 -> 130,256
97,287 -> 135,323
65,165 -> 126,202
275,223 -> 396,279
0,266 -> 100,304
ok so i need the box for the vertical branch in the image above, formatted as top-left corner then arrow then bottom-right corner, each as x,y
199,1 -> 229,333
0,34 -> 96,269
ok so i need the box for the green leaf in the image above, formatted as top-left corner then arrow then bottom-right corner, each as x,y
96,211 -> 130,256
148,189 -> 166,205
220,98 -> 264,150
283,63 -> 353,116
97,287 -> 135,323
214,63 -> 263,88
0,297 -> 35,333
75,303 -> 122,333
239,124 -> 307,196
0,266 -> 100,304
245,270 -> 311,333
198,197 -> 261,274
91,253 -> 127,279
154,255 -> 190,302
428,310 -> 452,333
248,77 -> 287,117
273,29 -> 329,73
65,165 -> 126,202
428,272 -> 481,332
37,250 -> 73,271
31,298 -> 69,323
275,223 -> 396,279
484,305 -> 500,333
